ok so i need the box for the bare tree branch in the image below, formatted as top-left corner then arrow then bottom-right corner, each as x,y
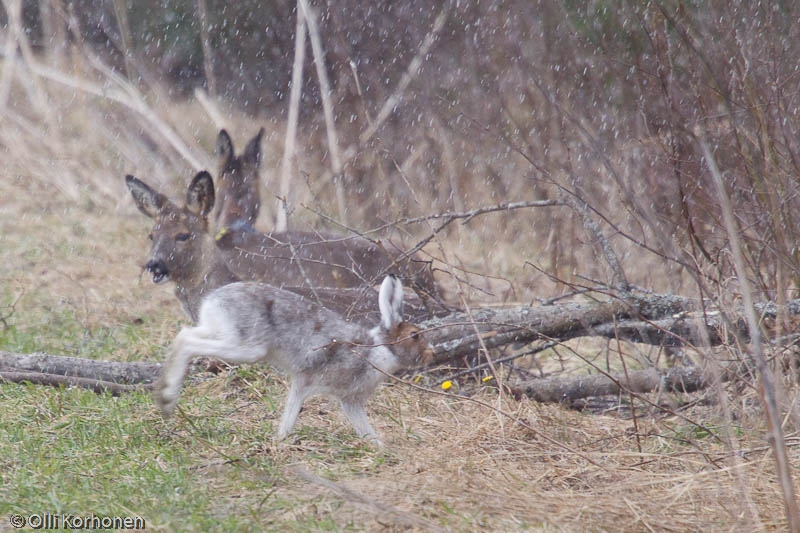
2,291 -> 798,403
358,4 -> 450,145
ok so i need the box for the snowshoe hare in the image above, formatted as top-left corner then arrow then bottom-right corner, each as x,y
154,275 -> 434,445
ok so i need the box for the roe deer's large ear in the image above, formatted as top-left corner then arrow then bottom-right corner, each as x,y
125,175 -> 169,218
378,274 -> 405,331
216,129 -> 234,167
186,171 -> 215,218
243,127 -> 264,168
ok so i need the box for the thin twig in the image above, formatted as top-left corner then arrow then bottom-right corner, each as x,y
111,0 -> 136,83
559,190 -> 630,291
22,56 -> 204,170
303,198 -> 562,239
194,88 -> 226,130
434,342 -> 558,385
297,0 -> 346,224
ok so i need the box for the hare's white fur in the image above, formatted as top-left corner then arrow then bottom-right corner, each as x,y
154,275 -> 433,445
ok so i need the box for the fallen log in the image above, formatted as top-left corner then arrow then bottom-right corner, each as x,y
0,351 -> 161,383
510,366 -> 721,403
420,291 -> 757,364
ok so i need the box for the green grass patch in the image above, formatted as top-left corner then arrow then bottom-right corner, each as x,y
0,380 -> 366,532
0,299 -> 168,361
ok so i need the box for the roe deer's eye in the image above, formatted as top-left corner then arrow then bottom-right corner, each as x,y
176,233 -> 192,242
147,233 -> 153,241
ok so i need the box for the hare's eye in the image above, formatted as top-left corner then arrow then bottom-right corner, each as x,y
411,331 -> 420,341
176,232 -> 192,242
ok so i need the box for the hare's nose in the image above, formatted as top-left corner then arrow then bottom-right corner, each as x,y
422,346 -> 434,365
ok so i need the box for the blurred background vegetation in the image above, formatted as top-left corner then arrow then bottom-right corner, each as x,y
2,0 -> 800,303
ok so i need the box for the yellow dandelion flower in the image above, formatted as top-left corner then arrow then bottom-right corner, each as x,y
482,375 -> 495,383
441,380 -> 453,391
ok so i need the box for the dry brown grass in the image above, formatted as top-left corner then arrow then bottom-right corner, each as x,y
1,51 -> 798,531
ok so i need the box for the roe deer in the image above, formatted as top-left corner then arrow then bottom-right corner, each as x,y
211,129 -> 439,301
154,275 -> 434,445
214,128 -> 264,231
126,172 -> 441,322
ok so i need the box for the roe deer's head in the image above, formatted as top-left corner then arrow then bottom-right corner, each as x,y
214,128 -> 264,231
126,171 -> 217,286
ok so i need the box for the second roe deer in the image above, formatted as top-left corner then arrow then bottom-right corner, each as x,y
211,129 -> 439,301
154,274 -> 434,445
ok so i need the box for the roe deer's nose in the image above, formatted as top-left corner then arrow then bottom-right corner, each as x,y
145,259 -> 169,284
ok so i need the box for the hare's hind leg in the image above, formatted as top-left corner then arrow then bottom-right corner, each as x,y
339,400 -> 381,446
154,327 -> 194,417
154,325 -> 234,417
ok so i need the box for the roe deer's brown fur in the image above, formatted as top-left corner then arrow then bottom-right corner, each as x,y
215,225 -> 440,299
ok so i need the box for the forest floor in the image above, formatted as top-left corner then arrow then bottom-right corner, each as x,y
0,165 -> 795,532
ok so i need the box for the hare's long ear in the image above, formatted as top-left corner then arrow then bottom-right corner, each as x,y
378,275 -> 404,331
126,175 -> 169,218
186,171 -> 215,218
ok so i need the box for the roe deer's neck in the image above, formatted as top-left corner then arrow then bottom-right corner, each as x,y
175,237 -> 240,322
